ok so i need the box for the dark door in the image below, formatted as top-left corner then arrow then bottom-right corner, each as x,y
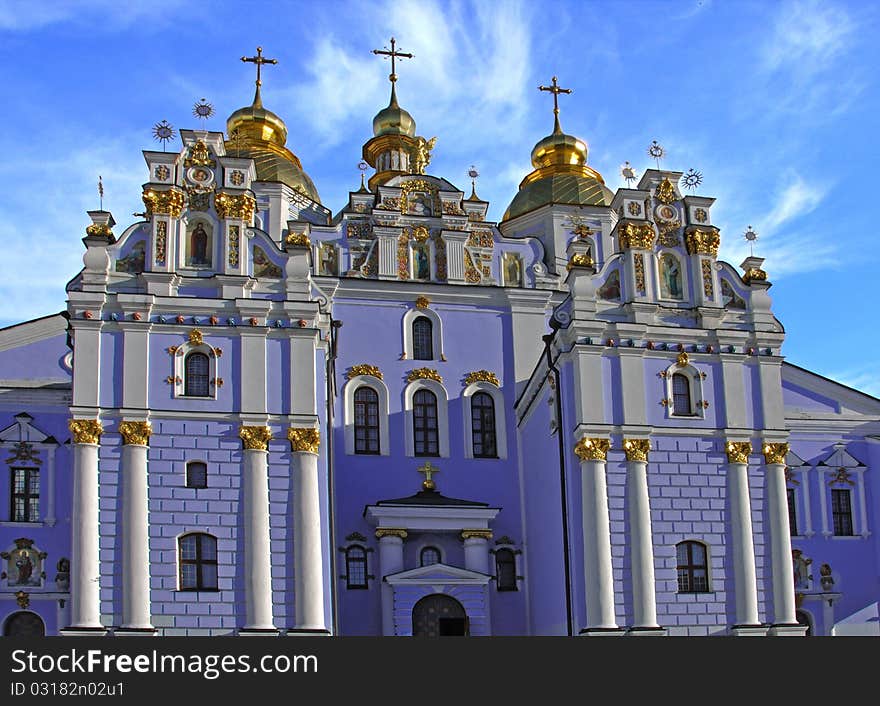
3,611 -> 45,637
412,593 -> 468,637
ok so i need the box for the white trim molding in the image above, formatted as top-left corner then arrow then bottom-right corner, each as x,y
462,381 -> 508,459
403,379 -> 450,458
343,375 -> 390,456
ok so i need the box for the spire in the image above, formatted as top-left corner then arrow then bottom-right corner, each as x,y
538,76 -> 572,135
241,46 -> 278,109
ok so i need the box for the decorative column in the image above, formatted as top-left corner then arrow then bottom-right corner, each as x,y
288,428 -> 328,634
574,437 -> 620,633
763,442 -> 805,636
725,441 -> 762,634
118,421 -> 154,633
461,530 -> 493,575
376,528 -> 407,636
623,439 -> 661,632
63,419 -> 105,634
239,425 -> 277,634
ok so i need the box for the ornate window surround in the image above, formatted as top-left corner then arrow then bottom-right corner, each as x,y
0,415 -> 58,528
816,444 -> 869,540
172,337 -> 220,400
343,375 -> 390,456
662,361 -> 705,420
402,306 -> 445,362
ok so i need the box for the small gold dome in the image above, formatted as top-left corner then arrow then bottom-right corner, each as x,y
373,84 -> 416,137
530,127 -> 589,169
225,88 -> 320,203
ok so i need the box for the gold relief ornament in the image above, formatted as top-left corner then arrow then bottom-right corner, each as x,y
694,208 -> 708,223
634,253 -> 646,293
411,225 -> 430,242
743,267 -> 768,284
725,441 -> 753,464
188,329 -> 204,346
142,188 -> 185,217
618,222 -> 656,250
286,231 -> 311,247
239,425 -> 272,451
464,370 -> 500,387
685,229 -> 721,256
676,351 -> 689,367
460,529 -> 493,541
701,259 -> 714,298
15,591 -> 29,609
654,177 -> 676,204
69,419 -> 104,445
214,192 -> 256,221
410,136 -> 437,175
415,296 -> 431,309
375,528 -> 408,540
762,442 -> 789,465
567,253 -> 594,270
85,223 -> 114,238
119,421 -> 152,446
407,368 -> 443,383
184,140 -> 216,169
288,427 -> 320,454
623,438 -> 651,462
627,201 -> 642,217
346,364 -> 383,380
573,437 -> 611,461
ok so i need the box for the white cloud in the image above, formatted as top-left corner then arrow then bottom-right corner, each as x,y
825,364 -> 880,399
761,0 -> 855,74
0,0 -> 185,31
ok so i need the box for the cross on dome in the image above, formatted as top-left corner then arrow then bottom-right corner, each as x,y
372,36 -> 413,85
241,46 -> 278,107
538,75 -> 573,134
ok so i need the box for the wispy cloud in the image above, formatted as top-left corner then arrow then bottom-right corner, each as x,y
825,363 -> 880,399
0,0 -> 186,31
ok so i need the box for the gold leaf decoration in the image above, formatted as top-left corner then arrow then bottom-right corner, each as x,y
347,364 -> 383,380
239,425 -> 272,451
288,427 -> 320,454
69,419 -> 104,445
623,438 -> 651,462
762,442 -> 789,465
407,368 -> 443,383
725,441 -> 753,464
573,437 -> 610,461
118,421 -> 152,446
464,370 -> 500,387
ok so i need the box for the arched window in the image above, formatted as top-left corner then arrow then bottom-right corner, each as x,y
671,373 -> 692,415
179,533 -> 218,591
186,461 -> 207,489
353,387 -> 380,455
413,389 -> 439,457
471,392 -> 497,458
420,546 -> 441,566
345,546 -> 368,589
495,549 -> 517,591
676,541 -> 709,593
184,352 -> 210,397
412,317 -> 433,360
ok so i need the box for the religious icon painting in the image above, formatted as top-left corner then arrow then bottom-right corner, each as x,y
186,221 -> 213,268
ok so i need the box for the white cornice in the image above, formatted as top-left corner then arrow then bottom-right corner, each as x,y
0,315 -> 67,352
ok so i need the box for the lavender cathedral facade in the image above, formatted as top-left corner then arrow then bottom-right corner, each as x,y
1,53 -> 878,637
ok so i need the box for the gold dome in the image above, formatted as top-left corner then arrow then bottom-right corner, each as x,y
372,84 -> 416,137
225,88 -> 321,202
502,117 -> 609,221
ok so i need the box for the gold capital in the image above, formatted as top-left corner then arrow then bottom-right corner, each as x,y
762,442 -> 789,465
685,228 -> 720,256
142,188 -> 185,217
119,421 -> 152,446
214,192 -> 256,221
69,419 -> 103,445
574,437 -> 610,461
288,427 -> 320,454
623,439 -> 651,462
725,441 -> 753,464
461,529 -> 493,541
375,527 -> 408,540
618,222 -> 656,250
286,231 -> 311,247
239,425 -> 272,451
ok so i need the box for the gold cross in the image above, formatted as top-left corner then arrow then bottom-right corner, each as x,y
538,75 -> 572,131
372,37 -> 413,84
417,461 -> 439,490
241,46 -> 278,90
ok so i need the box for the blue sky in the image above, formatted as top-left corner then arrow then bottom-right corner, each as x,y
0,0 -> 876,395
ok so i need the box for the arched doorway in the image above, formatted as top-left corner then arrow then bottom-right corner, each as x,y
795,610 -> 813,637
3,611 -> 45,637
412,594 -> 468,637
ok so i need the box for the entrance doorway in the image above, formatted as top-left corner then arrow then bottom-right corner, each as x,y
412,593 -> 468,636
3,611 -> 45,637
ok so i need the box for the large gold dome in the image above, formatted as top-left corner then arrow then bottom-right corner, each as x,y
225,89 -> 321,203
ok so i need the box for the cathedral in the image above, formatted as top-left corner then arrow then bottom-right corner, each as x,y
1,43 -> 878,637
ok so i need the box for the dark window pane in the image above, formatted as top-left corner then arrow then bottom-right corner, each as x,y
179,533 -> 218,591
672,373 -> 691,415
10,468 -> 38,522
199,563 -> 218,589
186,462 -> 208,488
676,541 -> 709,593
413,389 -> 439,457
471,392 -> 497,458
412,317 -> 433,360
787,488 -> 798,536
496,549 -> 517,591
420,547 -> 441,566
354,387 -> 380,454
185,353 -> 210,396
831,489 -> 854,536
346,546 -> 368,589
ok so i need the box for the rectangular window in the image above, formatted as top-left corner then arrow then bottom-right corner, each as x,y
186,462 -> 208,489
831,488 -> 854,536
10,468 -> 39,522
787,488 -> 798,536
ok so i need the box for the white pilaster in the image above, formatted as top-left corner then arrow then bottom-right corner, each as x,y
765,458 -> 797,626
377,531 -> 405,636
241,441 -> 276,632
624,440 -> 659,629
120,436 -> 152,630
462,533 -> 491,575
726,442 -> 760,628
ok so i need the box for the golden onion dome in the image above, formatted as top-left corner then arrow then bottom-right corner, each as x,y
372,84 -> 416,137
502,119 -> 610,221
225,88 -> 321,203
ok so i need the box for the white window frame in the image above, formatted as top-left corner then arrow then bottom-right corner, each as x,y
817,468 -> 869,539
462,381 -> 507,459
343,375 -> 390,456
663,362 -> 705,419
402,306 -> 445,361
674,538 -> 713,593
404,379 -> 449,458
173,341 -> 219,400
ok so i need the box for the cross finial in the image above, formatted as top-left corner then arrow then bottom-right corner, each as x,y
372,37 -> 413,85
241,46 -> 278,107
538,75 -> 572,134
417,461 -> 439,490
